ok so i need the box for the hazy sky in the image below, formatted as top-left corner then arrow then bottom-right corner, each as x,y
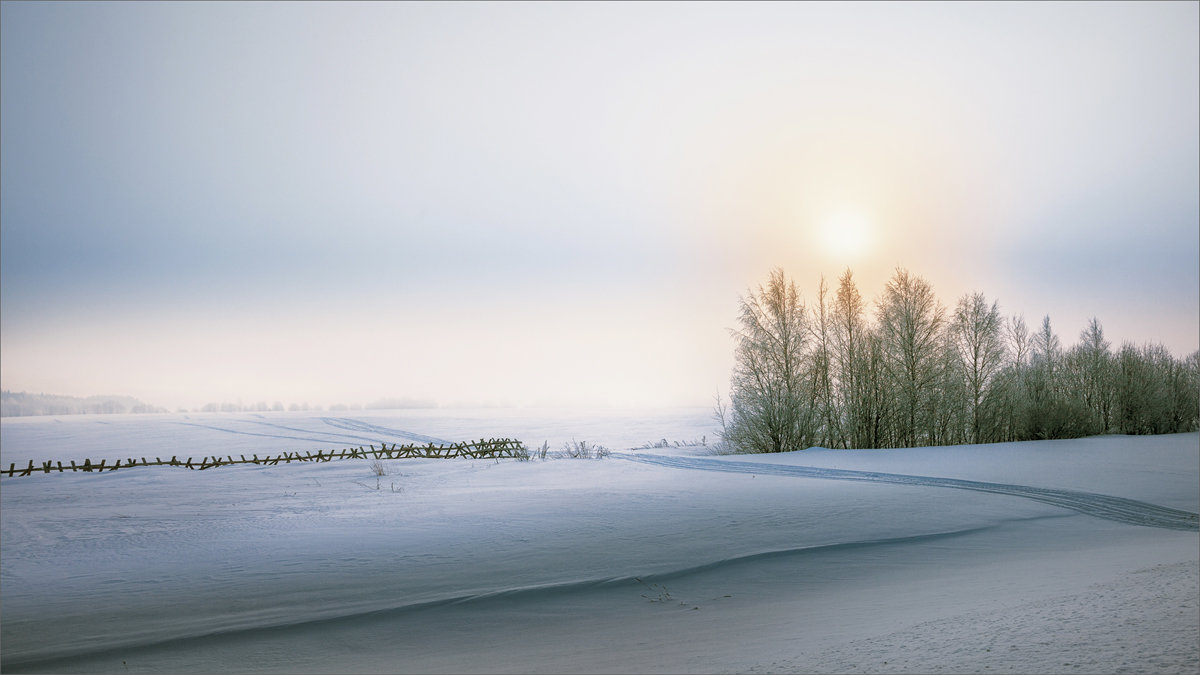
2,1 -> 1197,411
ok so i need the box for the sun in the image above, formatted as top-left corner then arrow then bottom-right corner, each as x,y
818,208 -> 874,260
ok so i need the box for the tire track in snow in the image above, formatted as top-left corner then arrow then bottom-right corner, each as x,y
172,421 -> 361,447
166,415 -> 451,446
241,418 -> 446,446
171,418 -> 453,448
617,454 -> 1200,532
319,418 -> 454,446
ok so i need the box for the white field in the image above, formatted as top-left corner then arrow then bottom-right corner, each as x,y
1,409 -> 1196,674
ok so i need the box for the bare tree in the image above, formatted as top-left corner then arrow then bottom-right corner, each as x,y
1116,342 -> 1165,434
809,275 -> 840,448
859,330 -> 894,449
927,326 -> 968,445
1006,314 -> 1031,368
989,314 -> 1033,441
712,388 -> 729,441
1112,342 -> 1200,435
832,269 -> 868,448
1031,315 -> 1062,370
726,268 -> 814,453
1063,317 -> 1114,434
876,268 -> 946,447
951,292 -> 1007,443
1175,350 -> 1200,432
722,266 -> 1197,449
1024,315 -> 1090,439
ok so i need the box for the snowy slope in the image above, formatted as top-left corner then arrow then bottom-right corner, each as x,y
1,411 -> 1196,673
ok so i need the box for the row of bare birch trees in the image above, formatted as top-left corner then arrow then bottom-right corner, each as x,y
722,267 -> 1200,453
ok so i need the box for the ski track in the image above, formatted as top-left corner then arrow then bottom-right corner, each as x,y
617,454 -> 1200,532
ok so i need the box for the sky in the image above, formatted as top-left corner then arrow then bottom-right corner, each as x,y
2,1 -> 1197,411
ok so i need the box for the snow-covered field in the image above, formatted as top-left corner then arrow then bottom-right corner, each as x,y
1,409 -> 1197,674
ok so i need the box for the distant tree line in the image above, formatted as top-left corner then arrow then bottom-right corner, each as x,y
0,391 -> 167,417
1,392 -> 441,417
721,268 -> 1200,453
195,398 -> 438,413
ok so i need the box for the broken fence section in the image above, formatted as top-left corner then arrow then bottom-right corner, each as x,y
0,438 -> 528,477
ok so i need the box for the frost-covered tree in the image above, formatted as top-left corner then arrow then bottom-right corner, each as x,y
951,292 -> 1007,443
987,314 -> 1033,442
876,268 -> 946,447
1062,318 -> 1114,434
1031,315 -> 1062,370
832,269 -> 869,449
1007,315 -> 1031,369
723,266 -> 1198,450
1116,342 -> 1167,434
809,276 -> 840,448
859,330 -> 893,449
1023,316 -> 1092,439
726,268 -> 814,453
1023,316 -> 1061,438
1173,351 -> 1200,432
930,327 -> 969,446
1110,342 -> 1200,435
1154,345 -> 1190,433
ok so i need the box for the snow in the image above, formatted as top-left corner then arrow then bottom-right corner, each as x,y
1,410 -> 1197,674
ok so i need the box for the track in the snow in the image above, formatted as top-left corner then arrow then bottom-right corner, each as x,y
319,418 -> 454,446
617,454 -> 1200,532
169,417 -> 456,449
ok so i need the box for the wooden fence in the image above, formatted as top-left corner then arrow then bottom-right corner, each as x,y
0,438 -> 528,477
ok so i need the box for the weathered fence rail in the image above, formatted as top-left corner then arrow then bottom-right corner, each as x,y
0,438 -> 527,477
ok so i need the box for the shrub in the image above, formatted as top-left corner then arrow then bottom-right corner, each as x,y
555,440 -> 609,459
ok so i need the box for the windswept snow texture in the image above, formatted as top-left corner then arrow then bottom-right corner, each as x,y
1,410 -> 1197,674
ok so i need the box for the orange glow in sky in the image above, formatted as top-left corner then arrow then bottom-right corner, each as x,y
1,2 -> 1196,411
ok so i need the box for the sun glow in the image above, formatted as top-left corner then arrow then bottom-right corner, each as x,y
818,208 -> 874,260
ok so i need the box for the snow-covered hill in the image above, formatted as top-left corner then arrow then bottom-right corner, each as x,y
1,410 -> 1196,673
